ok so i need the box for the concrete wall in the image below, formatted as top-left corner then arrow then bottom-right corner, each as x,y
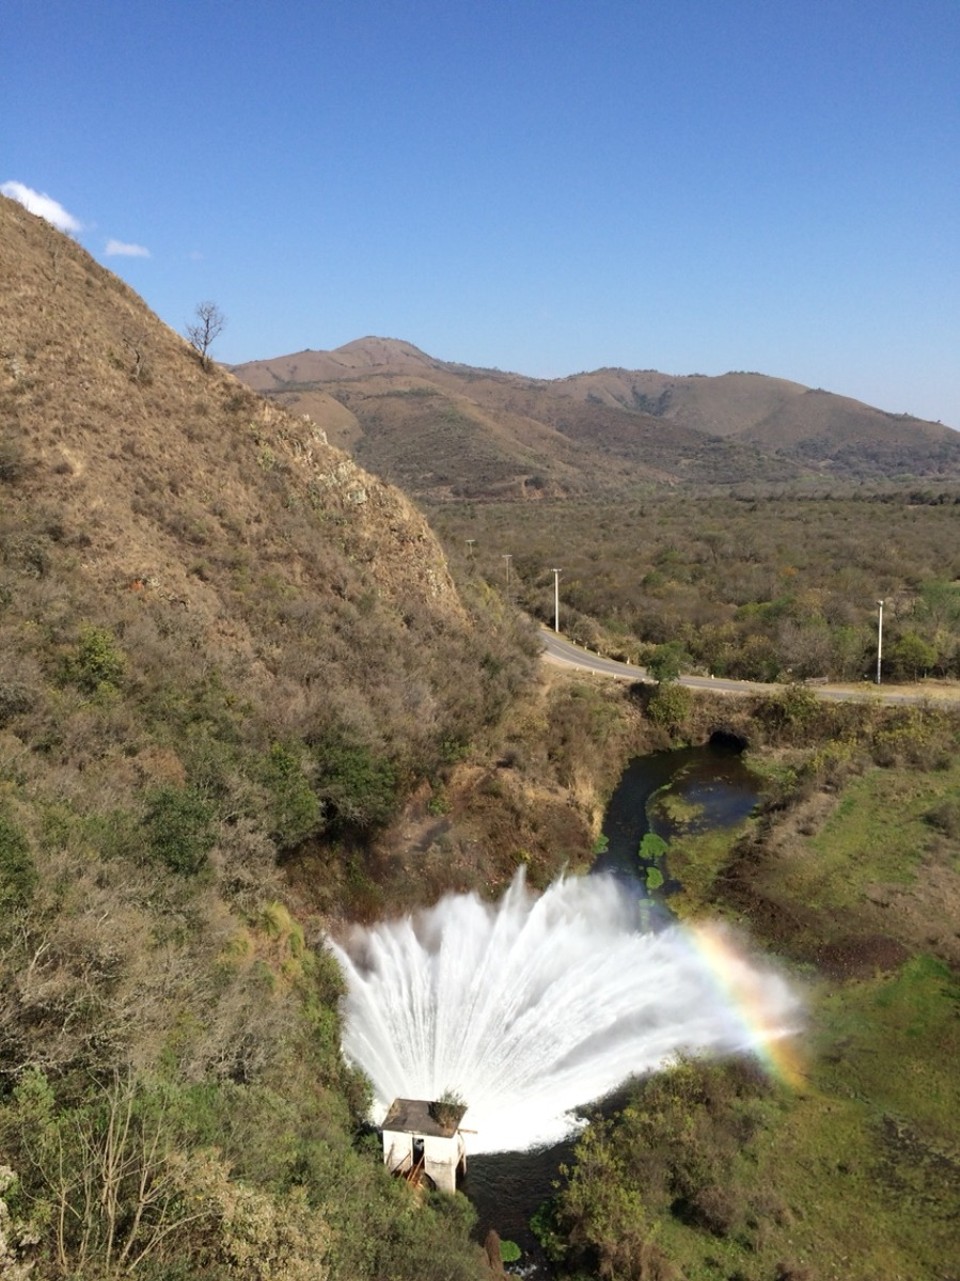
383,1131 -> 413,1175
382,1129 -> 466,1194
423,1132 -> 466,1195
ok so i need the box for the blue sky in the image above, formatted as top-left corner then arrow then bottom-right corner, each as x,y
5,0 -> 959,425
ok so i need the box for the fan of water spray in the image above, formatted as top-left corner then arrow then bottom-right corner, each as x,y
329,871 -> 802,1154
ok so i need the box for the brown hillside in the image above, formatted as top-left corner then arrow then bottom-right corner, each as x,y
0,197 -> 538,1281
0,196 -> 539,808
236,336 -> 444,389
232,340 -> 809,498
1,203 -> 463,622
234,338 -> 960,496
557,367 -> 809,437
560,368 -> 960,476
743,389 -> 960,476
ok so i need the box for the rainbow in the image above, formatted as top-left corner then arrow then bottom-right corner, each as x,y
686,920 -> 807,1089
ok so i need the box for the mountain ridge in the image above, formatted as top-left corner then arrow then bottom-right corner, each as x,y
233,337 -> 960,498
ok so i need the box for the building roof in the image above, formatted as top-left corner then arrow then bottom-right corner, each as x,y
382,1097 -> 467,1139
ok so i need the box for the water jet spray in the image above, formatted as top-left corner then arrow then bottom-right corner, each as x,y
330,871 -> 802,1154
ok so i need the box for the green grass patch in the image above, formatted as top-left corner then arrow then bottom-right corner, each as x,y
745,959 -> 960,1277
651,960 -> 960,1279
664,824 -> 750,918
812,955 -> 960,1138
638,831 -> 667,861
499,1239 -> 522,1264
784,761 -> 960,910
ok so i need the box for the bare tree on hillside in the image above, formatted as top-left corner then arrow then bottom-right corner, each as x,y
185,301 -> 226,370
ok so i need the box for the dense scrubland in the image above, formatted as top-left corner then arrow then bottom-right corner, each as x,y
427,492 -> 960,683
3,195 -> 959,1281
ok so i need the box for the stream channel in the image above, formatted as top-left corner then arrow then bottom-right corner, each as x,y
461,734 -> 761,1271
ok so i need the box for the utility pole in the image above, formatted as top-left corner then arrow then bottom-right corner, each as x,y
502,554 -> 512,593
465,539 -> 476,558
552,568 -> 562,633
876,599 -> 884,685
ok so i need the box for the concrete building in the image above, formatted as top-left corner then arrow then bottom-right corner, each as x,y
381,1097 -> 468,1194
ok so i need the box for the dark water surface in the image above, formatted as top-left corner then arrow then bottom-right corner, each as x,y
464,738 -> 761,1270
596,737 -> 759,892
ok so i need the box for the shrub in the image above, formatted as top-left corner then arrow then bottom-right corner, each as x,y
0,810 -> 36,916
761,682 -> 819,732
429,1089 -> 466,1130
648,642 -> 688,685
647,683 -> 692,732
0,676 -> 35,725
683,1181 -> 741,1235
0,431 -> 27,484
261,742 -> 321,849
925,797 -> 960,839
61,624 -> 126,693
3,1070 -> 334,1281
870,709 -> 949,769
888,631 -> 937,681
313,738 -> 397,832
142,786 -> 216,875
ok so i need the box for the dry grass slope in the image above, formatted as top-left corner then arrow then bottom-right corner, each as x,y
0,195 -> 539,1281
1,202 -> 465,625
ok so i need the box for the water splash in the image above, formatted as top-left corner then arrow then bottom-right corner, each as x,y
329,872 -> 802,1154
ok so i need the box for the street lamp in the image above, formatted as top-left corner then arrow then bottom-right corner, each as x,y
552,568 -> 562,633
876,599 -> 884,685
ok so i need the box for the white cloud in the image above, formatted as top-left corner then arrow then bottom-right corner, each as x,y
1,180 -> 82,233
105,238 -> 151,258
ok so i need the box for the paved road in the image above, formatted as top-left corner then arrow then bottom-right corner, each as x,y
539,628 -> 950,707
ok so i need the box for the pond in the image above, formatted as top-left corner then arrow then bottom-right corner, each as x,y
594,733 -> 760,893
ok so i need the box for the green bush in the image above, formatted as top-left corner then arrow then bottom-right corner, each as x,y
313,738 -> 397,832
639,832 -> 668,860
142,786 -> 216,875
0,808 -> 36,915
755,681 -> 821,739
61,624 -> 126,693
546,1058 -> 772,1277
645,865 -> 665,891
648,641 -> 688,685
889,630 -> 938,681
647,682 -> 692,731
261,742 -> 321,849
